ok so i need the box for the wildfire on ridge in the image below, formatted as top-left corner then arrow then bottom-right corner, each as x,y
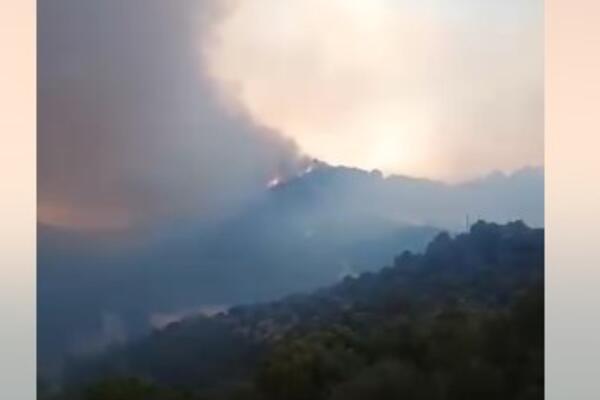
266,159 -> 323,189
266,176 -> 282,189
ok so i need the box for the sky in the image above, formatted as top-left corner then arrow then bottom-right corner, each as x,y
38,0 -> 543,229
204,0 -> 543,180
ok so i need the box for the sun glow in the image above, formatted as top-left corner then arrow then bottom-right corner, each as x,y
202,0 -> 543,181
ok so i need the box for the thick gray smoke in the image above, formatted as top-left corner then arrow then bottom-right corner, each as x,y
38,0 -> 305,229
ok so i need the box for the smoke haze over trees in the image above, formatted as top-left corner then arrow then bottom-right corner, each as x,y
41,221 -> 544,400
37,2 -> 544,398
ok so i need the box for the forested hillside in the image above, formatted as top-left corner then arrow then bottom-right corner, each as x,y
39,164 -> 543,377
43,220 -> 543,400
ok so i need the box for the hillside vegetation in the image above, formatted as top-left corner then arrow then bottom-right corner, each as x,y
45,220 -> 543,400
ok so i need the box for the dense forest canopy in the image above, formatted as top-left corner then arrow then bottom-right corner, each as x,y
42,220 -> 544,400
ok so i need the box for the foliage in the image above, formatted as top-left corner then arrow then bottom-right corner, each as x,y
51,221 -> 543,400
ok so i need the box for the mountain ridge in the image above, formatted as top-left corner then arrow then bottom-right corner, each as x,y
38,164 -> 543,381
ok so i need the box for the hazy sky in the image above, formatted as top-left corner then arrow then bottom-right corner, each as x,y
204,0 -> 543,181
38,1 -> 305,229
38,0 -> 543,229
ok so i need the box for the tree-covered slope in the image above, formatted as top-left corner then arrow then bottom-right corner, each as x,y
47,220 -> 543,400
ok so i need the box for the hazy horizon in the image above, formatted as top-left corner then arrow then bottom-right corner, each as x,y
39,0 -> 543,230
37,3 -> 545,392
